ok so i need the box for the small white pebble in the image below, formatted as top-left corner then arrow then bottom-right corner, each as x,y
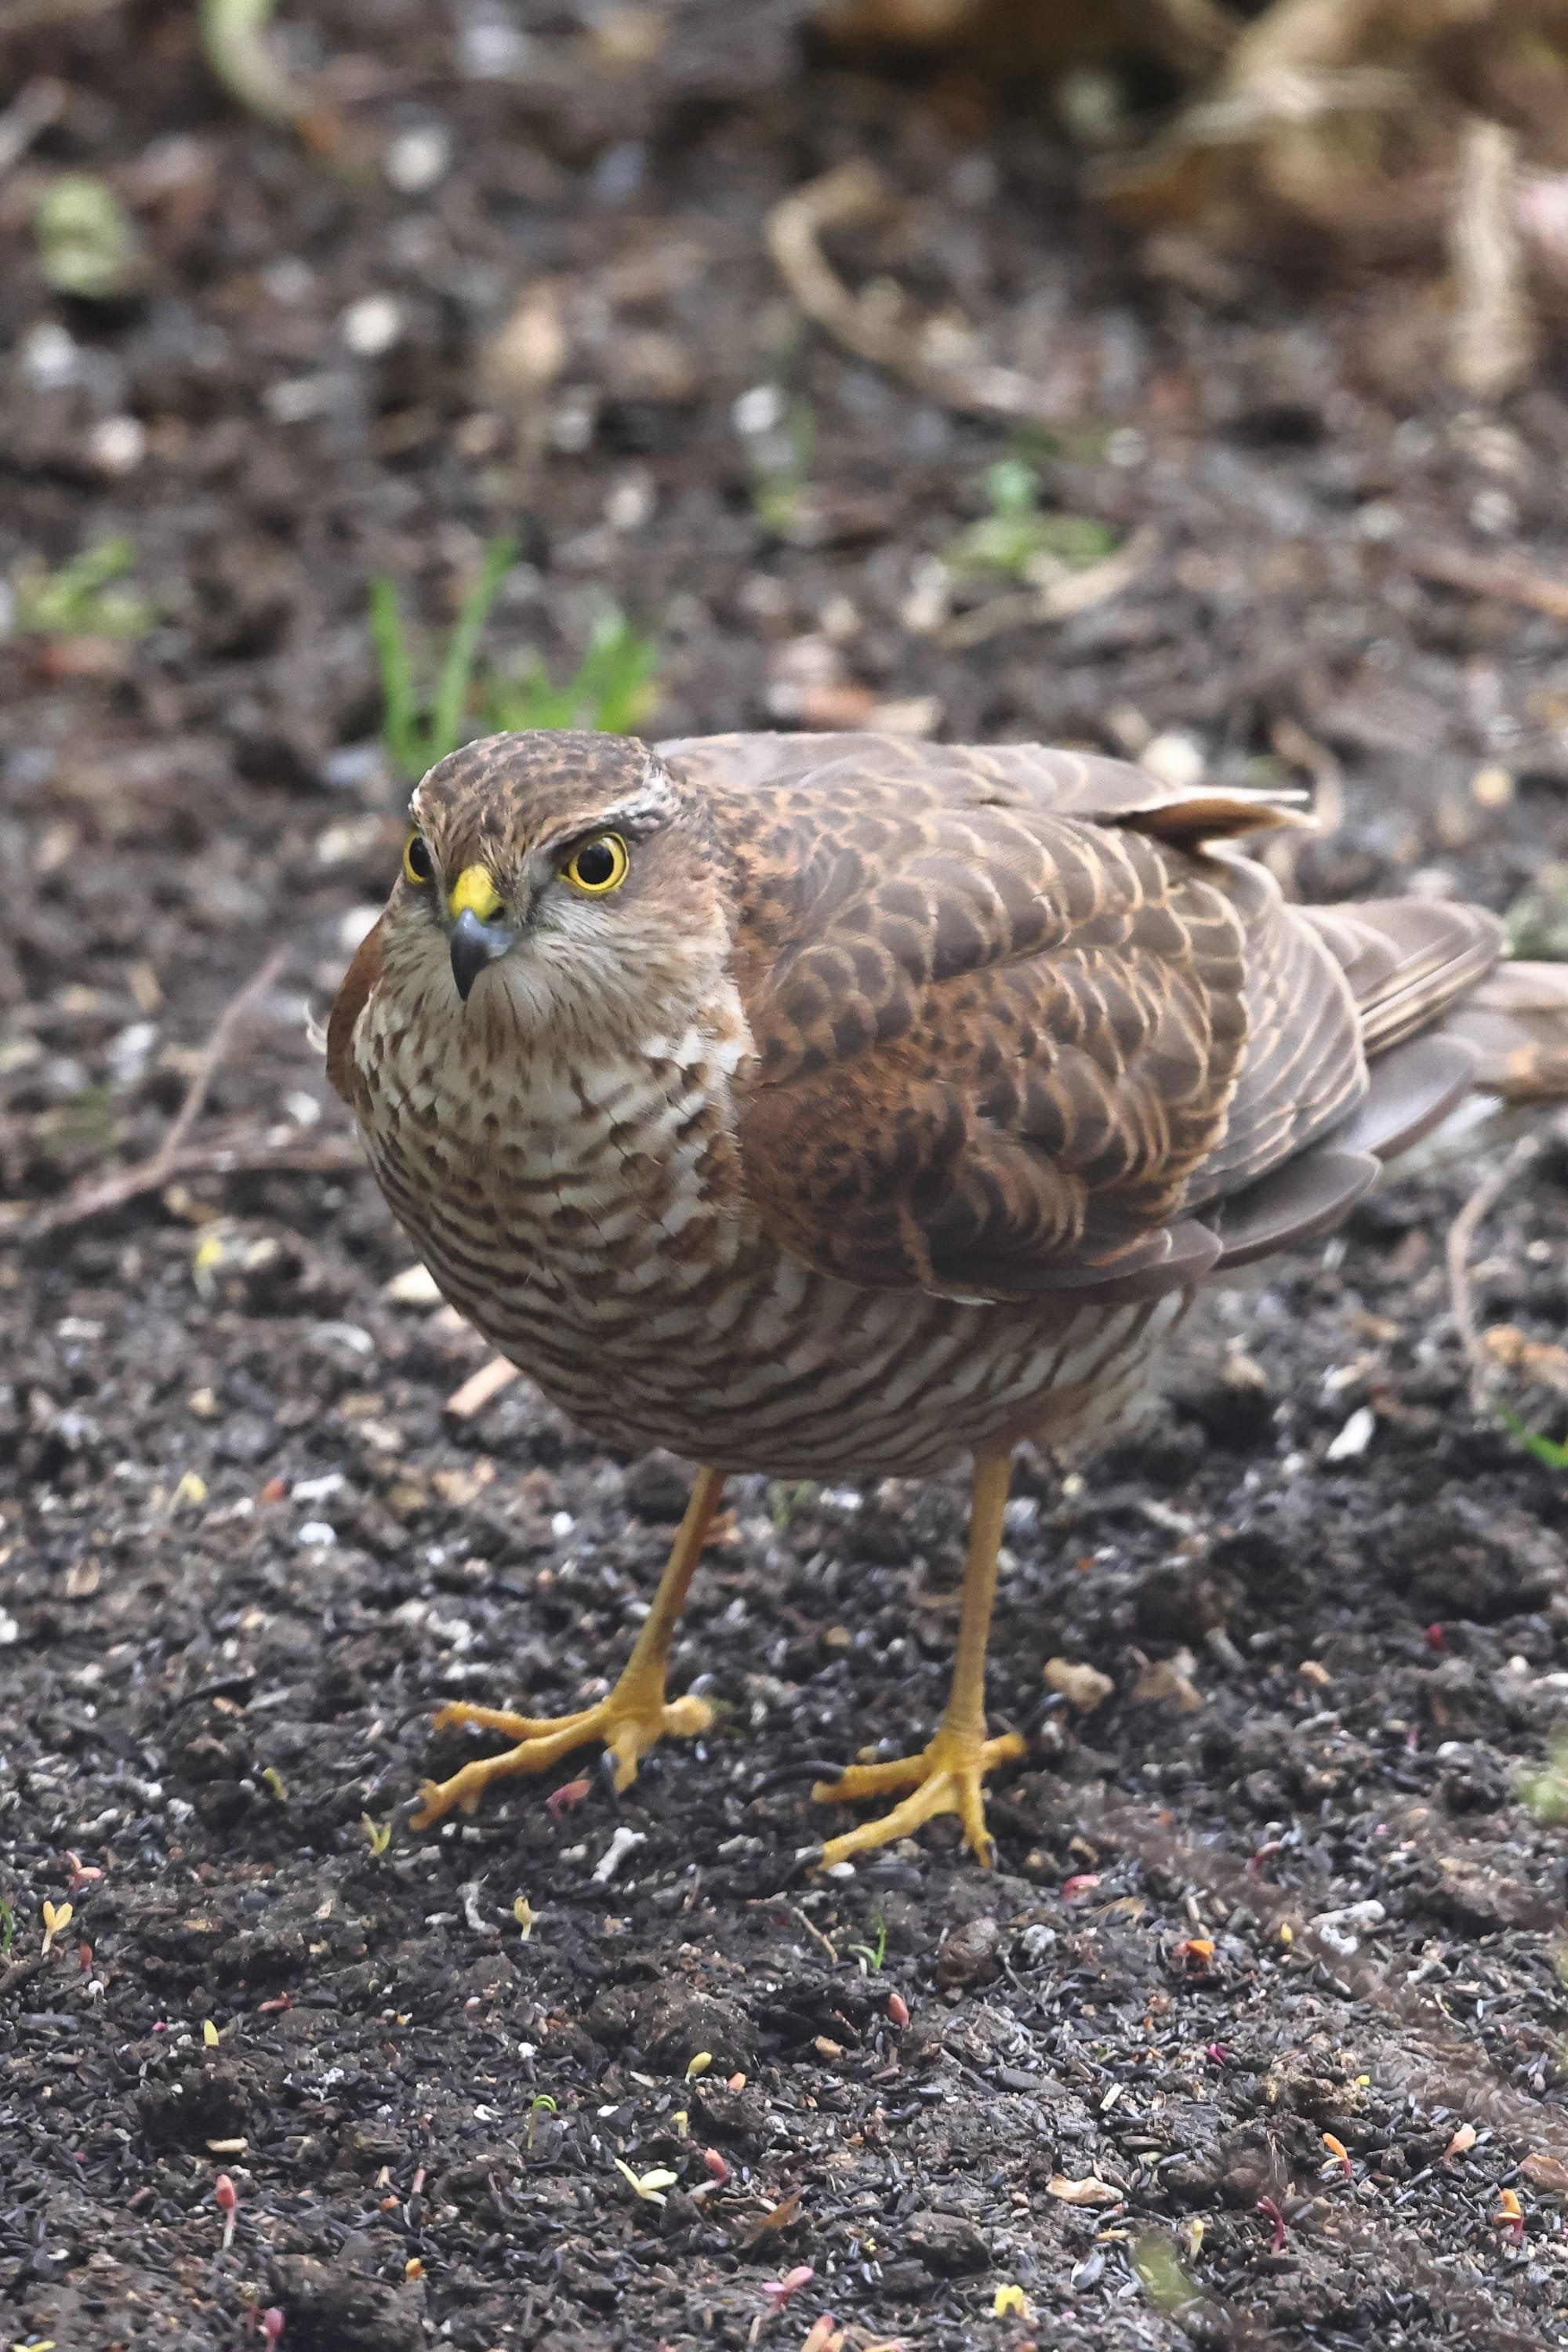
262,256 -> 314,304
457,18 -> 533,77
292,1472 -> 346,1505
106,1021 -> 158,1087
1325,1406 -> 1376,1462
296,1520 -> 337,1548
604,474 -> 654,532
550,1511 -> 575,1538
0,1610 -> 18,1646
265,376 -> 332,424
384,122 -> 452,194
1355,500 -> 1403,542
89,415 -> 147,475
342,293 -> 402,358
1469,486 -> 1518,537
21,322 -> 78,387
1140,731 -> 1206,792
339,903 -> 382,955
733,383 -> 784,437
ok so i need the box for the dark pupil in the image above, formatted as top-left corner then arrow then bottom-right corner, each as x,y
407,835 -> 433,881
575,841 -> 615,886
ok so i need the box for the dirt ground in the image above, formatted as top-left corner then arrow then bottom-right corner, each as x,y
7,8 -> 1568,2350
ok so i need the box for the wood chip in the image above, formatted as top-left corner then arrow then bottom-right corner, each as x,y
383,1263 -> 443,1307
1044,1656 -> 1115,1712
1130,1650 -> 1203,1712
444,1356 -> 520,1419
1046,2174 -> 1123,2207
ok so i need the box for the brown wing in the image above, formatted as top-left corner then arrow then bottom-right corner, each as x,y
327,917 -> 384,1111
659,729 -> 1308,834
671,735 -> 1508,1302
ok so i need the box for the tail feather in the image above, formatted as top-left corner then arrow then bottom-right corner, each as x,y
1443,960 -> 1568,1102
1301,898 -> 1504,1054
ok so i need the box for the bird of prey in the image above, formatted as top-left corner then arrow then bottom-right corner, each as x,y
328,729 -> 1568,1867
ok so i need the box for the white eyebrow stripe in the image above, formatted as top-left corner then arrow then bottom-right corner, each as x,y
543,792 -> 676,849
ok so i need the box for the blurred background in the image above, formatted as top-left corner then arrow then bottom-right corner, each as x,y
5,0 -> 1568,1194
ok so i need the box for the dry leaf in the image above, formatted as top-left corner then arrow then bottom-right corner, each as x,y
738,2187 -> 804,2245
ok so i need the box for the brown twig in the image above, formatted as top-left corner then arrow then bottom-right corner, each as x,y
766,160 -> 1040,422
0,946 -> 366,1243
158,946 -> 290,1169
0,1951 -> 50,2002
1404,540 -> 1568,624
0,1131 -> 365,1243
1446,1133 -> 1542,1412
1260,717 -> 1344,894
786,1904 -> 840,1965
445,1356 -> 521,1419
1447,117 -> 1534,401
0,76 -> 64,176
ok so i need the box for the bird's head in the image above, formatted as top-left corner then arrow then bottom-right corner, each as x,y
379,731 -> 730,1040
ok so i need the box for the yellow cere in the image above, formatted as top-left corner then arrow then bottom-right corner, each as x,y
448,864 -> 504,921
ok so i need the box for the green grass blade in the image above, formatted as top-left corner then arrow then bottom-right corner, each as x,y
1497,1403 -> 1568,1470
368,575 -> 421,780
430,536 -> 517,763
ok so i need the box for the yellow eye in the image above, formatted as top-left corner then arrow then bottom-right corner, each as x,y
561,833 -> 629,895
403,830 -> 435,887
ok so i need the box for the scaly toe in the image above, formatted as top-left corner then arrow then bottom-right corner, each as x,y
814,1727 -> 1025,1868
429,1700 -> 565,1740
412,1684 -> 713,1827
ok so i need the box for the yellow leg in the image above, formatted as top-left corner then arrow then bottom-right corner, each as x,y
814,1452 -> 1025,1868
410,1467 -> 725,1828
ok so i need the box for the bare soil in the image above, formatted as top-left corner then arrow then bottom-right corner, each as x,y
6,9 -> 1568,2349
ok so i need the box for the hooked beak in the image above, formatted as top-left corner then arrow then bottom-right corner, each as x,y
449,906 -> 514,1002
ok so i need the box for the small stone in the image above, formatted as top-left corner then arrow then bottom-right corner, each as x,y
384,122 -> 452,194
905,2211 -> 989,2275
342,294 -> 402,358
1044,1656 -> 1113,1712
733,383 -> 784,437
1140,731 -> 1205,791
88,415 -> 147,475
936,1915 -> 1001,1989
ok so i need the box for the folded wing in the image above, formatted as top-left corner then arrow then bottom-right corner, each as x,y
665,735 -> 1506,1302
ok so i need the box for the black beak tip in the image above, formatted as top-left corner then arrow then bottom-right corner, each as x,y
449,907 -> 514,1003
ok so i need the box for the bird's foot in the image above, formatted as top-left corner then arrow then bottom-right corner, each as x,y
811,1722 -> 1026,1868
408,1677 -> 713,1829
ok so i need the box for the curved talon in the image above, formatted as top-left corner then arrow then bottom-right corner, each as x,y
813,1727 -> 1025,1867
408,1686 -> 714,1830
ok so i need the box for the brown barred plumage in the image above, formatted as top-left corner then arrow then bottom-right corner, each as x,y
328,728 -> 1568,1864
